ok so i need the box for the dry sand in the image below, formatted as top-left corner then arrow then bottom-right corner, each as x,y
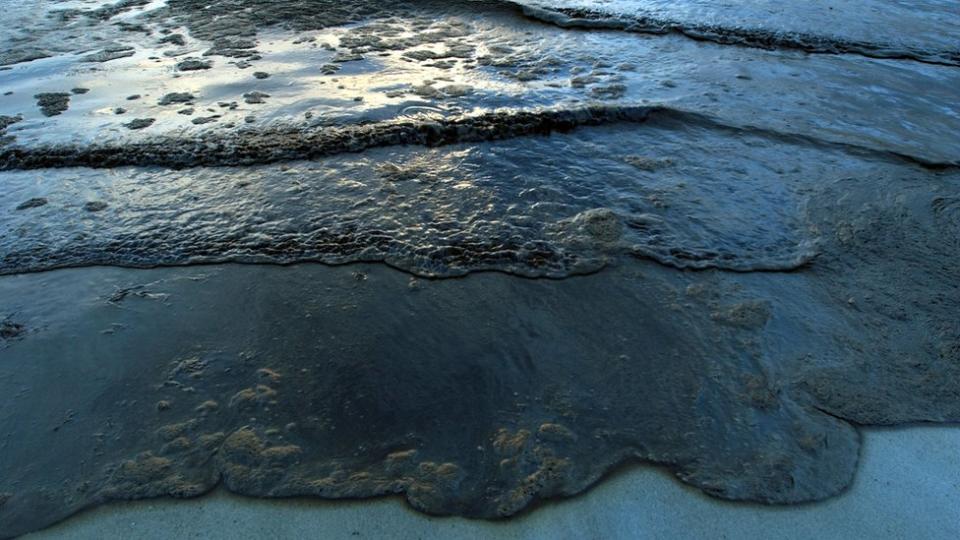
25,426 -> 960,539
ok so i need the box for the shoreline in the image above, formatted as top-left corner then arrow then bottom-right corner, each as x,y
2,261 -> 958,536
25,425 -> 960,539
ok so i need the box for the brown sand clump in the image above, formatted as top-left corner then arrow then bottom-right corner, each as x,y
493,424 -> 579,516
229,385 -> 279,409
218,428 -> 303,493
100,452 -> 207,500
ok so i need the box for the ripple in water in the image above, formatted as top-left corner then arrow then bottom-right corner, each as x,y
3,120 -> 919,277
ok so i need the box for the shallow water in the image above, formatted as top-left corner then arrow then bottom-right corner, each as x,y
1,0 -> 959,537
4,115 -> 856,276
519,0 -> 960,60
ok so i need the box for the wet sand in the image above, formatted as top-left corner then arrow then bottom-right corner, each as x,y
24,426 -> 960,539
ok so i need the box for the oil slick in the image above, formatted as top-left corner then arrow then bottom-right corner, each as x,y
0,0 -> 958,537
